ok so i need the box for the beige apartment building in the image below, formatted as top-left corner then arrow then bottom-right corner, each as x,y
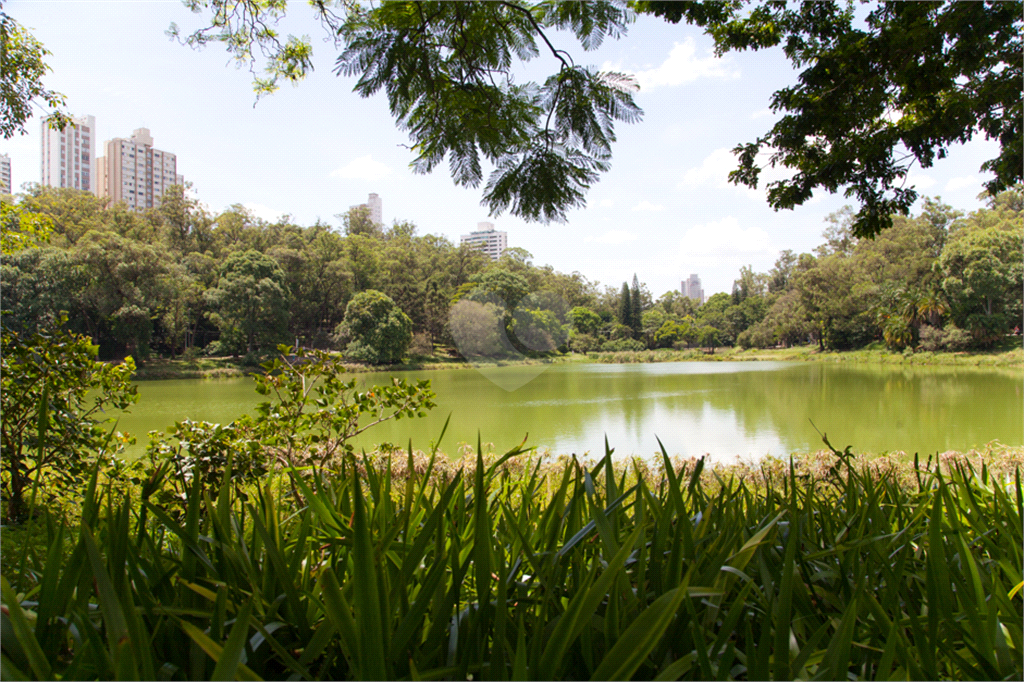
460,222 -> 508,261
94,128 -> 184,210
349,192 -> 383,225
1,153 -> 11,194
681,273 -> 705,305
41,114 -> 95,192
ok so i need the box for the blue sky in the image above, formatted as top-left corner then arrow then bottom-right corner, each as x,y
3,1 -> 1000,298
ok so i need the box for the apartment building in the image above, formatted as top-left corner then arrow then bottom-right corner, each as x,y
40,114 -> 95,192
349,192 -> 383,225
0,153 -> 10,194
682,273 -> 705,305
460,222 -> 508,261
94,128 -> 184,211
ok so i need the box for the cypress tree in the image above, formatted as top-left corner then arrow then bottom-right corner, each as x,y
618,282 -> 631,329
630,274 -> 642,334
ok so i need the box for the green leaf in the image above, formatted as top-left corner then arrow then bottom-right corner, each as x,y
0,577 -> 51,681
211,598 -> 254,681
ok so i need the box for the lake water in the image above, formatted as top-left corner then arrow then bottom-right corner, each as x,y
112,361 -> 1022,462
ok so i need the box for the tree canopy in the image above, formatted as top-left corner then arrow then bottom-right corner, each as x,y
0,9 -> 69,138
169,0 -> 1021,235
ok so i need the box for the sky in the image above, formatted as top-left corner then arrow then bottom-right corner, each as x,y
2,1 -> 1001,298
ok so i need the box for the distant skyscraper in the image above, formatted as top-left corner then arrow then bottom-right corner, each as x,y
0,153 -> 11,194
682,274 -> 705,304
41,114 -> 95,192
460,222 -> 508,261
94,128 -> 183,211
349,192 -> 383,225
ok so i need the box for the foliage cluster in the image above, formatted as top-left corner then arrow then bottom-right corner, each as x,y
166,1 -> 1020,233
0,319 -> 137,524
2,425 -> 1022,680
560,190 -> 1023,354
0,189 -> 601,363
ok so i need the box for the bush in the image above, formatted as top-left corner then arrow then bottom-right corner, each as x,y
0,322 -> 137,523
599,338 -> 645,352
334,290 -> 413,364
568,332 -> 599,353
941,323 -> 973,351
408,332 -> 434,357
919,324 -> 974,352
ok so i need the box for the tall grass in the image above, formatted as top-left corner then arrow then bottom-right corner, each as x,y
2,435 -> 1022,680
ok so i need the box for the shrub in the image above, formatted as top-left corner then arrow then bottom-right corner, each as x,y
918,324 -> 944,351
941,323 -> 973,351
0,321 -> 137,523
334,290 -> 413,364
408,332 -> 434,357
600,338 -> 645,352
568,332 -> 599,353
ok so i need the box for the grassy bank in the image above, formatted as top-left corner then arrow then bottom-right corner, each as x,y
130,339 -> 1022,379
3,436 -> 1022,681
586,340 -> 1024,368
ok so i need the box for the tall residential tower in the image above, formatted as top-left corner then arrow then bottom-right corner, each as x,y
682,274 -> 705,305
349,192 -> 383,225
41,114 -> 95,192
0,154 -> 11,194
460,222 -> 508,261
95,128 -> 183,211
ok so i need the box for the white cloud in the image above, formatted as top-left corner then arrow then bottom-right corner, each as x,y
679,217 -> 772,263
330,155 -> 391,181
911,175 -> 937,190
586,230 -> 637,245
632,201 -> 665,212
599,199 -> 615,207
679,148 -> 735,189
243,202 -> 287,222
750,108 -> 774,120
602,39 -> 738,91
946,176 -> 979,191
679,147 -> 793,199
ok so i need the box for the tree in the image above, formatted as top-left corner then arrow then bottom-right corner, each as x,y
334,289 -> 413,365
698,325 -> 721,354
174,1 -> 1020,234
205,249 -> 291,354
939,213 -> 1023,345
618,282 -> 631,330
630,273 -> 642,335
568,306 -> 602,335
1,321 -> 137,523
0,10 -> 69,139
644,1 -> 1022,237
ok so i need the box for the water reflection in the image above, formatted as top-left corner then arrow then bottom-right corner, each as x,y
116,362 -> 1022,463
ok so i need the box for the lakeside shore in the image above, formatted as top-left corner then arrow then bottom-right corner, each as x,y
130,341 -> 1023,380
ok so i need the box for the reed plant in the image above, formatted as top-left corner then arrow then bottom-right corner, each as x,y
2,426 -> 1021,681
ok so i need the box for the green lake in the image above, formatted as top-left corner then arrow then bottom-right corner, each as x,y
112,361 -> 1022,462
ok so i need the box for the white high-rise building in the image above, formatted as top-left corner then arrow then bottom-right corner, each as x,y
460,222 -> 508,261
0,153 -> 11,194
41,114 -> 95,192
94,128 -> 183,211
682,274 -> 705,304
349,192 -> 383,225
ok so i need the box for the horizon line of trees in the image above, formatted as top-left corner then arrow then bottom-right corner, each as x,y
1,183 -> 1020,364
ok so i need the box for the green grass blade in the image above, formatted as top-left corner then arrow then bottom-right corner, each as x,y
352,472 -> 388,680
0,577 -> 52,681
210,598 -> 254,681
176,618 -> 262,681
589,582 -> 692,681
538,524 -> 642,679
319,565 -> 360,674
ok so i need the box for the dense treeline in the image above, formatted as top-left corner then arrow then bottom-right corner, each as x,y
1,185 -> 1020,362
0,184 -> 601,362
569,189 -> 1022,354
